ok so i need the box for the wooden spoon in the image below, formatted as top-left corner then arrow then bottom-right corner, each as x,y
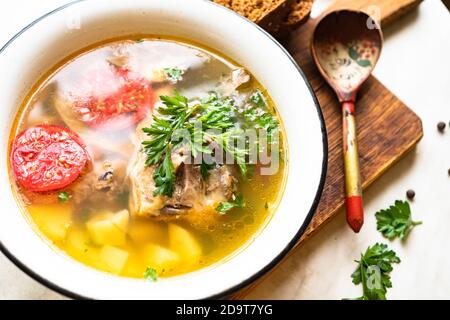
311,10 -> 383,233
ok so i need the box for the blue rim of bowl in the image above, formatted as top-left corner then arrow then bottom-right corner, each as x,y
0,0 -> 328,300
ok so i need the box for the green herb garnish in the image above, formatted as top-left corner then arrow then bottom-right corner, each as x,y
375,200 -> 422,240
216,195 -> 245,214
245,91 -> 279,144
58,191 -> 71,202
144,267 -> 158,282
163,67 -> 185,83
200,161 -> 216,180
249,89 -> 267,108
142,92 -> 249,197
350,243 -> 400,300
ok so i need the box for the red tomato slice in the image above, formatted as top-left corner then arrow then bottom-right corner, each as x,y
11,125 -> 89,192
73,67 -> 153,131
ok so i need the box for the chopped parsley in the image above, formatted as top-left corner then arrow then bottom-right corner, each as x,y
244,90 -> 279,144
143,267 -> 158,282
58,191 -> 71,202
200,161 -> 216,180
216,195 -> 245,214
375,200 -> 422,240
249,89 -> 267,108
163,67 -> 185,83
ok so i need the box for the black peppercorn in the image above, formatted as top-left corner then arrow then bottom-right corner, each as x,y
406,189 -> 415,200
437,122 -> 446,132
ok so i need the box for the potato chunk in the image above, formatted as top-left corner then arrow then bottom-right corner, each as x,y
168,224 -> 202,265
28,203 -> 73,242
65,228 -> 100,266
66,228 -> 90,253
86,210 -> 129,246
111,209 -> 129,232
98,245 -> 129,275
141,243 -> 180,273
128,219 -> 166,244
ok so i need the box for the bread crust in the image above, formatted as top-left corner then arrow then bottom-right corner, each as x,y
213,0 -> 312,38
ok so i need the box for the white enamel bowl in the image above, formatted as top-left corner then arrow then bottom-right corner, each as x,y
0,0 -> 327,299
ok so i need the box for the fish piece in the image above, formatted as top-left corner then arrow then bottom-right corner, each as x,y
220,68 -> 251,96
128,126 -> 237,221
70,159 -> 127,205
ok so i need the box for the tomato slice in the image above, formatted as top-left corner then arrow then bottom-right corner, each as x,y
11,125 -> 89,192
72,67 -> 153,130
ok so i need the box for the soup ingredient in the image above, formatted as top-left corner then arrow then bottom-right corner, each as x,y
98,245 -> 129,275
350,243 -> 400,300
128,220 -> 165,244
141,243 -> 181,273
375,200 -> 422,240
243,94 -> 279,143
168,224 -> 202,265
437,121 -> 446,132
250,90 -> 267,108
164,164 -> 236,214
141,92 -> 248,198
28,202 -> 73,241
163,67 -> 185,83
86,209 -> 129,246
71,159 -> 127,205
65,229 -> 101,269
143,267 -> 158,282
221,68 -> 251,95
11,125 -> 89,192
58,191 -> 71,202
216,194 -> 245,214
128,146 -> 238,218
66,229 -> 93,255
72,69 -> 153,130
200,162 -> 216,179
406,189 -> 415,200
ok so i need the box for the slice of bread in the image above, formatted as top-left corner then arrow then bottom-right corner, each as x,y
284,0 -> 313,28
213,0 -> 294,35
213,0 -> 313,38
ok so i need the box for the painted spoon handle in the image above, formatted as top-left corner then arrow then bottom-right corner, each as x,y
342,101 -> 364,233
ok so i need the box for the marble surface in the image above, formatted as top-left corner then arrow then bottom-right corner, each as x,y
1,0 -> 449,300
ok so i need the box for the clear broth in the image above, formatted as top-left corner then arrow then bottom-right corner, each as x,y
9,36 -> 287,278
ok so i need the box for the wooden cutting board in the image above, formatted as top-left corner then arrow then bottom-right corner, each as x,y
230,0 -> 423,299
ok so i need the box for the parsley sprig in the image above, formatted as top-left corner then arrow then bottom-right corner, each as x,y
375,200 -> 422,240
350,243 -> 400,300
142,93 -> 194,197
142,92 -> 251,197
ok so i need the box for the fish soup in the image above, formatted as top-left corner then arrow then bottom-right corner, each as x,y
9,37 -> 287,279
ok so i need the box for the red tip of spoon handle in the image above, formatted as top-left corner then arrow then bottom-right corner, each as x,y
346,196 -> 364,233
